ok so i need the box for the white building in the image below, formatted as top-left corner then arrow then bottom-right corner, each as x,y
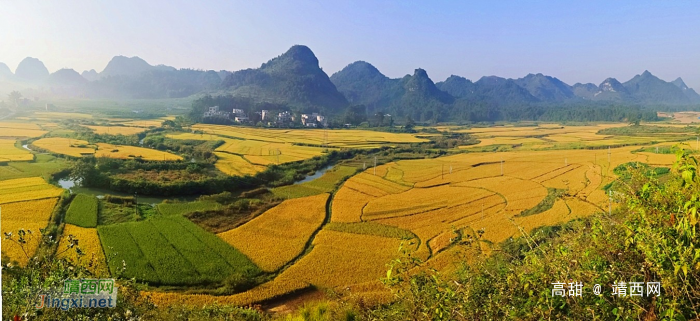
203,106 -> 231,119
261,110 -> 269,121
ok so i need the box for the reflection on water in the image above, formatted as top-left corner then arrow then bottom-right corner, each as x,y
294,165 -> 333,185
22,144 -> 31,151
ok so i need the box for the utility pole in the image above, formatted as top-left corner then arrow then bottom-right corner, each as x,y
363,162 -> 366,170
277,149 -> 280,164
442,164 -> 444,180
656,146 -> 659,154
449,165 -> 452,174
374,156 -> 377,175
500,158 -> 504,176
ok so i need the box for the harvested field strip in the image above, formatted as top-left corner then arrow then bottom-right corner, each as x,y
427,230 -> 459,255
324,222 -> 416,239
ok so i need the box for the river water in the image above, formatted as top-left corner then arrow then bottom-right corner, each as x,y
293,165 -> 334,185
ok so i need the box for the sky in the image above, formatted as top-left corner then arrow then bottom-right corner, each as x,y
2,1 -> 700,89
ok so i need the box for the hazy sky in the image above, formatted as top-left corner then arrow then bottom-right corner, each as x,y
2,1 -> 700,89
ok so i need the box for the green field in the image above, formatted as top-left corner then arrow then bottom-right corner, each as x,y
0,154 -> 68,180
64,194 -> 99,227
98,216 -> 261,286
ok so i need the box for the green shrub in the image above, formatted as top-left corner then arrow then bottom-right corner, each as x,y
157,200 -> 222,216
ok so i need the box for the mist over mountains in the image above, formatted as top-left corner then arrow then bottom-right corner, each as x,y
2,45 -> 699,120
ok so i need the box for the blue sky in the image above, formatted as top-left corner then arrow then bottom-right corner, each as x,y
2,1 -> 699,88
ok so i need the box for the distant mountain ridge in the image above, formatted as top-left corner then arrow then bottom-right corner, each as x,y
4,45 -> 700,119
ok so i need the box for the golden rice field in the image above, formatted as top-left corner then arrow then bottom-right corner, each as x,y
217,193 -> 329,272
0,198 -> 58,266
190,124 -> 428,147
261,229 -> 405,289
213,152 -> 264,176
0,177 -> 64,204
32,137 -> 95,157
327,146 -> 677,260
658,111 -> 700,123
94,143 -> 182,161
57,224 -> 109,275
168,132 -> 328,168
458,123 -> 690,150
84,125 -> 148,135
32,137 -> 182,160
0,122 -> 43,130
118,119 -> 166,128
0,121 -> 48,138
0,139 -> 32,162
33,112 -> 93,119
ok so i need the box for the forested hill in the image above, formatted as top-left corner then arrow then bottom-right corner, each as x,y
220,45 -> 349,114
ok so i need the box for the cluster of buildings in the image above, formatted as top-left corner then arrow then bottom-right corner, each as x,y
202,106 -> 249,122
300,112 -> 326,127
203,107 -> 325,127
